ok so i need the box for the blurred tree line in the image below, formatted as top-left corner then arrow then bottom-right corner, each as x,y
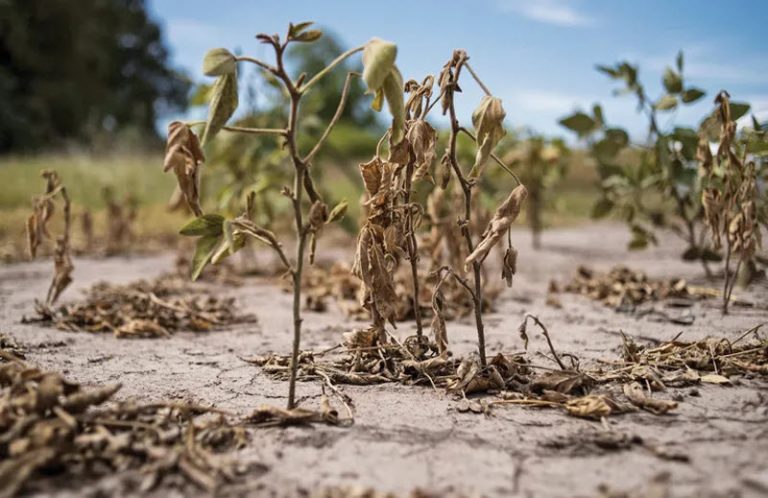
0,0 -> 189,153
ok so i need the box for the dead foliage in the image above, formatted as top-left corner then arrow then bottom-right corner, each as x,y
26,170 -> 74,308
559,265 -> 717,308
301,262 -> 498,322
102,187 -> 138,255
26,273 -> 254,338
248,319 -> 767,424
0,348 -> 245,496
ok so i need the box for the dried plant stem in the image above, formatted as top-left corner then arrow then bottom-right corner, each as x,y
523,314 -> 567,371
299,46 -> 364,93
404,158 -> 423,337
303,72 -> 359,163
463,62 -> 492,97
444,69 -> 488,366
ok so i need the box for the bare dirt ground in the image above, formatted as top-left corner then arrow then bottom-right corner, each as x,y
2,223 -> 767,498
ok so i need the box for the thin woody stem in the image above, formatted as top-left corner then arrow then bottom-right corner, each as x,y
299,46 -> 364,94
404,157 -> 424,337
303,72 -> 360,163
236,56 -> 277,74
464,62 -> 493,97
444,59 -> 488,366
458,127 -> 522,185
185,121 -> 287,136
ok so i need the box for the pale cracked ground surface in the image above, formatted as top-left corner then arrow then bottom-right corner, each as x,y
1,223 -> 767,498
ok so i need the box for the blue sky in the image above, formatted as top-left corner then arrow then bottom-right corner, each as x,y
148,0 -> 768,138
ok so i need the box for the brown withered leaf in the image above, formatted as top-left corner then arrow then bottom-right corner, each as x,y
469,96 -> 506,179
530,371 -> 594,395
246,396 -> 344,427
502,246 -> 518,287
164,121 -> 205,217
30,273 -> 253,338
407,119 -> 437,183
623,382 -> 678,415
565,394 -> 635,420
465,185 -> 527,270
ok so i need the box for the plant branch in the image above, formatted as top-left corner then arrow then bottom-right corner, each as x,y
236,56 -> 278,75
464,62 -> 492,97
303,72 -> 359,163
458,127 -> 522,185
523,314 -> 567,371
299,45 -> 364,94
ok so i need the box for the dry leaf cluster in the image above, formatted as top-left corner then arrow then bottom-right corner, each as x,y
559,265 -> 717,308
29,273 -> 253,338
0,348 -> 245,496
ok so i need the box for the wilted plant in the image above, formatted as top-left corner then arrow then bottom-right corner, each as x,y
503,136 -> 569,248
435,50 -> 526,366
164,23 -> 400,409
699,92 -> 763,313
102,186 -> 138,255
560,52 -> 728,273
26,170 -> 73,308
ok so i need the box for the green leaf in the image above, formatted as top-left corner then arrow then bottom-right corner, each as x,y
605,128 -> 629,147
596,64 -> 619,78
592,104 -> 604,127
203,48 -> 237,77
293,30 -> 323,43
180,214 -> 225,237
190,84 -> 212,106
288,21 -> 314,38
663,68 -> 682,94
591,198 -> 614,219
190,235 -> 221,281
327,200 -> 348,223
681,87 -> 705,103
203,73 -> 238,145
729,102 -> 750,121
362,38 -> 397,92
382,67 -> 405,145
654,95 -> 678,111
559,112 -> 597,136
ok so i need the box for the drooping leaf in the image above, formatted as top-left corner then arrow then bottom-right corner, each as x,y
382,67 -> 405,145
203,73 -> 238,145
469,96 -> 506,178
362,38 -> 397,92
202,48 -> 237,76
327,200 -> 348,223
191,235 -> 221,281
179,214 -> 225,237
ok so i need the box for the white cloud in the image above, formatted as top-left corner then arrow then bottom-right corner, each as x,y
495,0 -> 595,27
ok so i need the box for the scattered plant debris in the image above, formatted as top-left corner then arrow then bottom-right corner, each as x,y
559,265 -> 717,308
0,345 -> 245,496
25,273 -> 254,338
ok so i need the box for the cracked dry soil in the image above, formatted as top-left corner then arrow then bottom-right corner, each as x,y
1,223 -> 767,498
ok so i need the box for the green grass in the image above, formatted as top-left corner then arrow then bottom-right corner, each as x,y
0,153 -> 175,209
0,153 -> 186,260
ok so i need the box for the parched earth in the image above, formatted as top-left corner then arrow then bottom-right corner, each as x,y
1,223 -> 767,498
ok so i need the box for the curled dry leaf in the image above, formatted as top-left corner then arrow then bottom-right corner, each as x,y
464,184 -> 527,270
501,246 -> 518,288
407,119 -> 437,183
565,395 -> 634,420
247,396 -> 343,427
623,382 -> 678,415
469,96 -> 506,179
164,121 -> 206,217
